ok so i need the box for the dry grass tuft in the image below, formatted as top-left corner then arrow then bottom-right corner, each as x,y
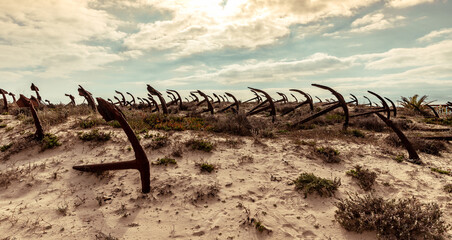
346,165 -> 377,191
335,194 -> 450,239
293,173 -> 340,198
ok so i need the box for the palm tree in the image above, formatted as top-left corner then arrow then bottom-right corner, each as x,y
400,94 -> 433,116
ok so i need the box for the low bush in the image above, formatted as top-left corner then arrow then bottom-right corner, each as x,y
346,166 -> 377,191
315,146 -> 341,163
152,157 -> 177,166
146,134 -> 169,149
199,163 -> 215,173
335,194 -> 450,239
431,168 -> 451,176
79,130 -> 111,142
41,134 -> 61,151
386,135 -> 446,156
1,143 -> 13,152
186,139 -> 214,152
209,113 -> 252,136
293,173 -> 340,198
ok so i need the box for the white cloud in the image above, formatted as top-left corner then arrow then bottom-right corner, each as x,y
156,53 -> 353,86
386,0 -> 436,8
417,28 -> 452,42
353,40 -> 452,70
350,13 -> 405,33
123,0 -> 379,58
0,0 -> 125,78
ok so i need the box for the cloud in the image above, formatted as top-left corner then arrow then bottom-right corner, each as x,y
0,0 -> 125,78
123,0 -> 379,58
352,40 -> 452,70
156,53 -> 353,86
417,28 -> 452,42
386,0 -> 436,8
350,13 -> 405,33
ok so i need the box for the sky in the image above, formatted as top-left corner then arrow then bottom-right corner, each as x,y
0,0 -> 451,104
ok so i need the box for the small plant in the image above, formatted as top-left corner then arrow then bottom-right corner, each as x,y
199,163 -> 215,173
57,203 -> 69,216
346,166 -> 377,191
147,134 -> 169,149
41,133 -> 61,150
108,120 -> 121,128
345,129 -> 365,138
293,173 -> 341,198
444,184 -> 452,193
315,146 -> 341,163
186,139 -> 214,152
153,157 -> 177,166
394,155 -> 405,163
431,168 -> 451,176
1,143 -> 13,152
0,123 -> 6,128
79,130 -> 111,142
238,155 -> 254,164
79,118 -> 103,129
335,194 -> 450,239
171,146 -> 183,157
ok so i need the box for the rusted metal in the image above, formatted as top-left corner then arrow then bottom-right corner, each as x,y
0,88 -> 8,112
363,96 -> 372,106
219,92 -> 240,114
65,94 -> 76,106
114,96 -> 123,106
291,94 -> 298,103
251,90 -> 262,103
276,92 -> 288,104
384,97 -> 397,118
223,94 -> 229,102
426,104 -> 440,118
190,92 -> 199,103
126,92 -> 136,105
147,95 -> 160,113
73,98 -> 151,193
197,90 -> 214,114
422,136 -> 452,141
219,95 -> 225,103
247,87 -> 276,122
350,94 -> 358,106
296,84 -> 349,131
147,85 -> 168,114
115,90 -> 127,106
78,85 -> 97,111
8,92 -> 16,104
374,112 -> 420,163
30,83 -> 42,102
350,91 -> 392,119
281,89 -> 314,116
213,93 -> 221,104
315,96 -> 322,103
17,94 -> 44,140
30,96 -> 40,108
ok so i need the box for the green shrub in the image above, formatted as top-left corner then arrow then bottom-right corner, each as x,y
346,166 -> 377,191
41,134 -> 61,150
0,124 -> 6,128
108,120 -> 121,128
79,118 -> 103,129
431,168 -> 451,176
293,173 -> 340,198
335,194 -> 450,239
146,134 -> 169,149
79,130 -> 111,142
394,155 -> 405,163
315,146 -> 341,163
153,157 -> 177,166
200,163 -> 215,173
1,143 -> 13,152
186,139 -> 214,152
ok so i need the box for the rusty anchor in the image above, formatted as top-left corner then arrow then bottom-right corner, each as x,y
295,84 -> 349,130
31,83 -> 42,103
0,88 -> 8,112
350,91 -> 393,119
65,94 -> 76,106
73,98 -> 151,193
16,94 -> 45,140
218,92 -> 240,114
196,90 -> 214,115
147,85 -> 168,114
78,85 -> 97,111
281,89 -> 314,116
246,87 -> 276,122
